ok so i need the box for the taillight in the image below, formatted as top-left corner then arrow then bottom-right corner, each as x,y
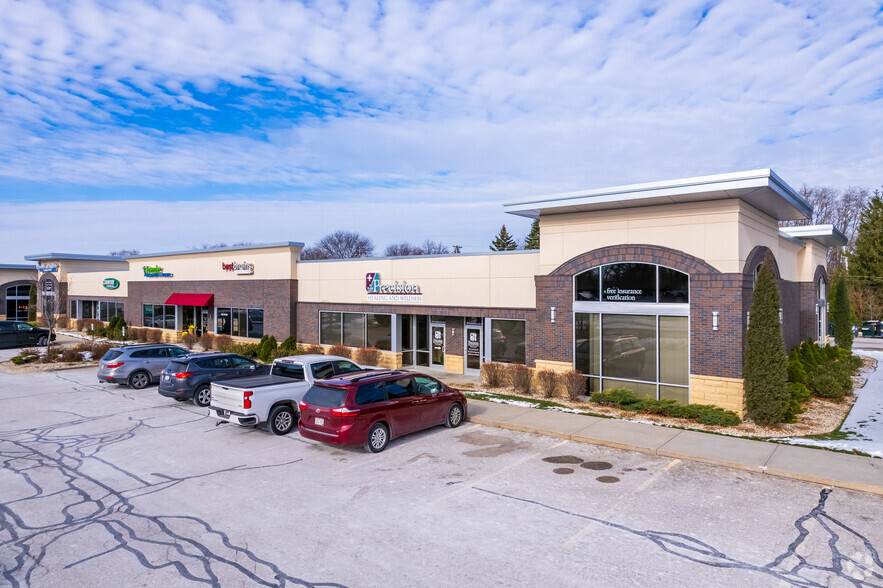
243,391 -> 253,409
330,407 -> 360,417
174,372 -> 194,379
298,400 -> 309,410
105,362 -> 124,369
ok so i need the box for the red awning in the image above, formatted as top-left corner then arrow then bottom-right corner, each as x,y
165,293 -> 214,307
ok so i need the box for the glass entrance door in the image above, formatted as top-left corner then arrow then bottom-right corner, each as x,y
465,326 -> 482,374
430,323 -> 445,367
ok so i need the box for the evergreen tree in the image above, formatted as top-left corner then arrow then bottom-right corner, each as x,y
27,283 -> 36,322
831,273 -> 853,352
743,258 -> 790,426
848,190 -> 883,312
490,225 -> 518,251
524,219 -> 540,250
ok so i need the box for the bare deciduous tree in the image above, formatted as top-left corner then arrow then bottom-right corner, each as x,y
781,185 -> 870,272
420,240 -> 450,255
384,243 -> 423,256
38,276 -> 65,359
301,231 -> 374,260
108,249 -> 140,257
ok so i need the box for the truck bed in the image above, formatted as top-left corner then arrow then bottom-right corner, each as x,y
214,374 -> 299,389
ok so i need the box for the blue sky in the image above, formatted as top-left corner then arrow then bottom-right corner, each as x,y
2,0 -> 882,260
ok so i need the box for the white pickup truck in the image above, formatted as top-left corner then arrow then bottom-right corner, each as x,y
209,354 -> 369,435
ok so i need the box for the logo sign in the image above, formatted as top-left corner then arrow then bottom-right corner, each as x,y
143,265 -> 173,278
102,278 -> 120,290
365,273 -> 422,302
38,263 -> 58,273
221,261 -> 254,275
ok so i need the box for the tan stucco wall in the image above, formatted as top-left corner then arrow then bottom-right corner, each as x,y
539,199 -> 811,280
39,259 -> 129,282
126,246 -> 300,283
297,252 -> 540,308
0,268 -> 35,287
67,270 -> 129,297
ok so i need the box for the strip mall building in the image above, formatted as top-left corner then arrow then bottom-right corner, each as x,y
16,170 -> 845,414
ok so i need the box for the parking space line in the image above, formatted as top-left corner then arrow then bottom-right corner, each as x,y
430,438 -> 572,505
563,458 -> 681,548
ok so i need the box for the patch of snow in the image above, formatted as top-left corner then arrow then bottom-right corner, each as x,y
778,350 -> 883,458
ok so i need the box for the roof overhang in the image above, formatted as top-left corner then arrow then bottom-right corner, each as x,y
24,253 -> 125,262
779,225 -> 848,247
503,169 -> 813,222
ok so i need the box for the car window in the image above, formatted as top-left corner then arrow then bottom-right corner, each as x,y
311,362 -> 334,380
195,358 -> 214,369
101,350 -> 123,361
272,362 -> 305,380
154,348 -> 170,358
303,385 -> 348,408
15,323 -> 34,332
355,382 -> 387,405
230,356 -> 255,369
384,377 -> 414,400
168,348 -> 188,358
333,360 -> 363,375
414,376 -> 442,395
212,356 -> 233,369
130,350 -> 150,358
0,323 -> 15,334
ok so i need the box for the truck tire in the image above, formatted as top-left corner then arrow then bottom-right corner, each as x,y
268,405 -> 296,436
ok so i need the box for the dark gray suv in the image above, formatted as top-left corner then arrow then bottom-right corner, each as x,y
158,352 -> 269,407
97,344 -> 188,389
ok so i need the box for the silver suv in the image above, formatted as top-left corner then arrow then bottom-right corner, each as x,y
97,344 -> 188,389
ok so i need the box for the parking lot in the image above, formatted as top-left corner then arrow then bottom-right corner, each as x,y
2,366 -> 882,587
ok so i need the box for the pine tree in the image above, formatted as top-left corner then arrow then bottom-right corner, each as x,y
848,190 -> 883,312
524,219 -> 540,250
743,258 -> 790,426
831,273 -> 853,352
490,225 -> 518,251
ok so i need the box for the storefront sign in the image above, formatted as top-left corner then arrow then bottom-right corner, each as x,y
466,331 -> 481,357
602,287 -> 644,302
365,272 -> 423,302
143,265 -> 173,278
38,263 -> 58,273
221,261 -> 254,275
102,278 -> 120,290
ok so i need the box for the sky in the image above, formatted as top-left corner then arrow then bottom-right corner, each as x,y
2,0 -> 882,261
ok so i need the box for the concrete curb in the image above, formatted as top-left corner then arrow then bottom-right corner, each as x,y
467,401 -> 883,496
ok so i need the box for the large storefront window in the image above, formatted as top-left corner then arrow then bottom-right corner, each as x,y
574,263 -> 689,303
319,311 -> 392,350
215,308 -> 263,338
98,301 -> 124,322
5,285 -> 30,321
143,304 -> 176,329
490,319 -> 526,364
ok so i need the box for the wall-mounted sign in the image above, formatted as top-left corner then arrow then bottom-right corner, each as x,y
222,261 -> 254,275
143,265 -> 173,278
365,272 -> 423,302
103,278 -> 120,290
38,263 -> 58,273
602,287 -> 644,302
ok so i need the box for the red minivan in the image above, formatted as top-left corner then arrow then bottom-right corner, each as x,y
297,370 -> 467,452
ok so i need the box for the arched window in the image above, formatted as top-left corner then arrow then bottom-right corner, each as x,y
575,263 -> 688,303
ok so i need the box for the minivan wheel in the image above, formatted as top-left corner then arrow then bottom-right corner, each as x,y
37,335 -> 48,347
446,403 -> 464,428
128,371 -> 150,390
194,386 -> 211,408
365,423 -> 389,453
268,405 -> 296,436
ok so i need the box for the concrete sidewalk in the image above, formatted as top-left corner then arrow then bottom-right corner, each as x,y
466,400 -> 883,495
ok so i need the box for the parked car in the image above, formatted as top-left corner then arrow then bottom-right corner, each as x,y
210,355 -> 368,435
97,343 -> 188,389
158,352 -> 270,407
0,320 -> 55,349
860,321 -> 882,338
298,370 -> 467,453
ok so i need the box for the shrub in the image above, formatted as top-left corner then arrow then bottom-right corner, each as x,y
807,371 -> 846,401
507,363 -> 533,395
591,389 -> 741,427
279,335 -> 297,352
91,342 -> 114,361
353,347 -> 383,366
327,344 -> 352,359
60,346 -> 82,363
306,344 -> 324,355
561,370 -> 588,401
230,343 -> 259,358
214,334 -> 234,351
56,316 -> 69,329
831,273 -> 853,352
481,362 -> 505,388
199,332 -> 214,351
20,347 -> 40,359
743,258 -> 789,426
534,369 -> 560,398
11,356 -> 31,365
129,327 -> 145,341
256,335 -> 278,362
40,350 -> 61,363
80,318 -> 102,334
787,350 -> 807,384
181,332 -> 198,349
146,329 -> 163,344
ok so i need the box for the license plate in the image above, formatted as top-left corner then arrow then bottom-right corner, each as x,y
163,375 -> 170,381
223,410 -> 231,417
315,417 -> 324,426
